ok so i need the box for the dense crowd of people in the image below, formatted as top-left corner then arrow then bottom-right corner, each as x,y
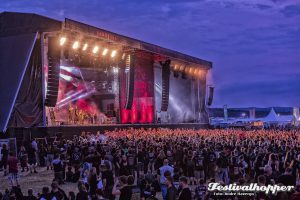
0,128 -> 300,200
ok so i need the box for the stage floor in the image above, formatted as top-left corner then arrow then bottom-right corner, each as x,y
4,123 -> 209,140
43,123 -> 209,138
46,122 -> 208,128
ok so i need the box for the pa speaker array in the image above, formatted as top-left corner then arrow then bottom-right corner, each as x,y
207,86 -> 214,106
45,37 -> 60,107
124,54 -> 135,109
161,60 -> 171,112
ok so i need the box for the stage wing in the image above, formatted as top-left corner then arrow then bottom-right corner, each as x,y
0,33 -> 37,132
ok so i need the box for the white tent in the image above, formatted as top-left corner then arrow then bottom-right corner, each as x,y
262,108 -> 294,126
263,108 -> 278,123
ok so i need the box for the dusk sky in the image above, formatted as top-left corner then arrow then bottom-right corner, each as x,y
1,0 -> 300,107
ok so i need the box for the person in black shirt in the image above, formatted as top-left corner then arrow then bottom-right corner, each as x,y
39,186 -> 51,200
27,145 -> 38,174
165,176 -> 177,200
76,183 -> 89,200
1,144 -> 9,175
69,191 -> 76,200
52,154 -> 64,184
101,164 -> 114,200
277,167 -> 296,186
127,148 -> 136,174
88,167 -> 98,196
94,189 -> 108,200
65,166 -> 74,182
178,176 -> 192,200
112,176 -> 132,200
50,182 -> 65,200
73,165 -> 80,183
119,155 -> 130,176
194,179 -> 207,200
256,175 -> 270,200
137,147 -> 146,173
71,147 -> 81,167
24,189 -> 37,200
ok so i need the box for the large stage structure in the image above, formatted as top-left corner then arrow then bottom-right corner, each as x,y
0,12 -> 213,137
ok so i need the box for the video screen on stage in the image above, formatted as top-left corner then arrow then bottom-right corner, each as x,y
45,65 -> 118,126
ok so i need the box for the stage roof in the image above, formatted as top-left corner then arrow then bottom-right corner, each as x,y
0,12 -> 212,69
64,18 -> 212,69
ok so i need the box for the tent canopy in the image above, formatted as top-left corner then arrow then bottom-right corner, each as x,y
262,108 -> 278,123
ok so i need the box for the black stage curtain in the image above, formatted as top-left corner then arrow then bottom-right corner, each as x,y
0,33 -> 37,132
9,40 -> 43,127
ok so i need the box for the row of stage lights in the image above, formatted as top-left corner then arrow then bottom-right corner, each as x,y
172,64 -> 203,78
59,37 -> 117,58
59,37 -> 202,78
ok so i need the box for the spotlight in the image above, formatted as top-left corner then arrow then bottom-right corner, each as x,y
179,65 -> 185,72
92,46 -> 99,54
82,43 -> 88,51
59,37 -> 66,46
173,65 -> 178,71
189,67 -> 194,74
122,53 -> 126,60
184,67 -> 190,73
111,50 -> 117,58
72,41 -> 79,49
102,48 -> 108,56
194,69 -> 199,76
198,70 -> 202,77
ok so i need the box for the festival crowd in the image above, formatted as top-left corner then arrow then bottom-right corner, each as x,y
0,128 -> 300,200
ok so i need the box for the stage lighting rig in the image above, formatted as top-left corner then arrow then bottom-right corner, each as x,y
72,41 -> 79,49
59,37 -> 66,46
111,50 -> 117,58
179,65 -> 185,72
102,48 -> 108,56
92,46 -> 99,54
82,43 -> 88,51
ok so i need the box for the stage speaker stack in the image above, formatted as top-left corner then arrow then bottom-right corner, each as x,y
124,54 -> 135,109
207,86 -> 214,106
45,37 -> 61,107
161,60 -> 171,112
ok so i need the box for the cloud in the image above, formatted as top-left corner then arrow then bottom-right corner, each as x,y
281,4 -> 300,17
0,0 -> 299,107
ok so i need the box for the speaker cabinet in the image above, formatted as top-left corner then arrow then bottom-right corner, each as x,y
45,37 -> 60,107
161,60 -> 171,111
124,54 -> 135,109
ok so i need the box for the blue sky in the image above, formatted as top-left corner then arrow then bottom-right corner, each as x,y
1,0 -> 300,107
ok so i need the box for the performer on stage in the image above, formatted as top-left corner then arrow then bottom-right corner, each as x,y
74,106 -> 79,124
68,105 -> 74,123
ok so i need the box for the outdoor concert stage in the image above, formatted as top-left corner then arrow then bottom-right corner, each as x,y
0,12 -> 213,138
